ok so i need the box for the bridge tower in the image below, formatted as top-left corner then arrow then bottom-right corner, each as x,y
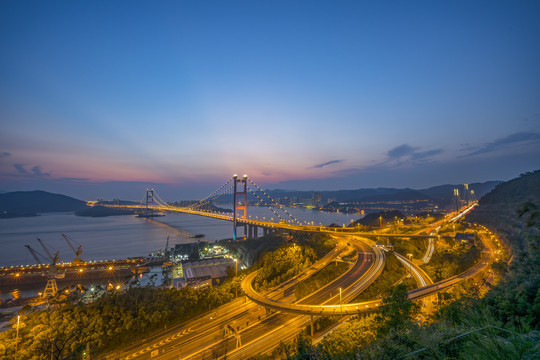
452,188 -> 461,212
145,189 -> 155,217
463,184 -> 470,205
233,175 -> 248,241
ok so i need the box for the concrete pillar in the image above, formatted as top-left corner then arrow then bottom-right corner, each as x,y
253,226 -> 258,238
310,315 -> 314,337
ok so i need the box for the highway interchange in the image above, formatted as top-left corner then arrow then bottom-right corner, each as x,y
106,204 -> 498,360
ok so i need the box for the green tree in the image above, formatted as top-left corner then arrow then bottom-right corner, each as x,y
374,284 -> 420,337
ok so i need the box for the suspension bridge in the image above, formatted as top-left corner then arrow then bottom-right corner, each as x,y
95,174 -> 306,241
95,174 -> 467,241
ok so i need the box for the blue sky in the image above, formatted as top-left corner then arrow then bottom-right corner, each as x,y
1,1 -> 539,200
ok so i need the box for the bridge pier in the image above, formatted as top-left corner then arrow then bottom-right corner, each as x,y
251,225 -> 260,239
310,315 -> 314,337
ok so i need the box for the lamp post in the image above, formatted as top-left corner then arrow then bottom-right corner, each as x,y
339,288 -> 343,320
15,315 -> 20,360
234,259 -> 238,298
407,253 -> 414,275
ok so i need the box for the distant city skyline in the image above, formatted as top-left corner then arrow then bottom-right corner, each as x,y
1,1 -> 539,200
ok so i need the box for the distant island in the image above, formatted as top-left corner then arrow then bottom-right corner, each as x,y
0,191 -> 136,218
0,190 -> 87,218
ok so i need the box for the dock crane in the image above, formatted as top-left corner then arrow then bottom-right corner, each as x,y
25,240 -> 60,298
36,237 -> 60,267
61,233 -> 83,265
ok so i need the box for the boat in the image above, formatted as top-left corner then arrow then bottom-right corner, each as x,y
137,213 -> 165,218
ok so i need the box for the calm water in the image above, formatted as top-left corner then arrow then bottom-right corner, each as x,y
0,207 -> 361,299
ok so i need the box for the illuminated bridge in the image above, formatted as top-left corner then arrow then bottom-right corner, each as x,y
95,174 -> 472,241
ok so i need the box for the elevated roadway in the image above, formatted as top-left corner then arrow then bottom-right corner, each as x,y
241,237 -> 386,316
241,228 -> 495,317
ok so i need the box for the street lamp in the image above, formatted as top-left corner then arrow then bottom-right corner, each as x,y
339,288 -> 343,320
15,315 -> 20,360
407,253 -> 414,275
234,259 -> 238,298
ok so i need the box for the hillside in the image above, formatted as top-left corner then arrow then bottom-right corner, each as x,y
419,180 -> 501,207
0,190 -> 87,215
467,170 -> 540,252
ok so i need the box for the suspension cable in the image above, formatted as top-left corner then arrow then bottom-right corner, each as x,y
247,187 -> 287,223
152,191 -> 172,208
189,183 -> 234,211
138,191 -> 148,207
185,177 -> 233,209
247,178 -> 300,224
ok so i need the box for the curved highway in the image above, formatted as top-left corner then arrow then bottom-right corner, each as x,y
242,229 -> 496,316
241,237 -> 386,316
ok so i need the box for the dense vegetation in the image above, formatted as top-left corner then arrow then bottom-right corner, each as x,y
254,244 -> 317,291
225,231 -> 334,267
388,237 -> 426,259
467,170 -> 540,252
0,278 -> 241,359
423,238 -> 481,282
295,261 -> 350,300
252,232 -> 336,291
351,254 -> 410,302
353,210 -> 405,227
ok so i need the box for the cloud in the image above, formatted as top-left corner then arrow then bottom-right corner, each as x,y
14,164 -> 28,174
462,132 -> 540,157
0,152 -> 11,158
385,144 -> 443,163
387,144 -> 418,159
12,164 -> 50,177
31,166 -> 50,177
411,148 -> 444,160
313,160 -> 343,169
57,177 -> 90,182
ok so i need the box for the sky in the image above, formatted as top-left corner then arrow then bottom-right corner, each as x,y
1,1 -> 539,201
